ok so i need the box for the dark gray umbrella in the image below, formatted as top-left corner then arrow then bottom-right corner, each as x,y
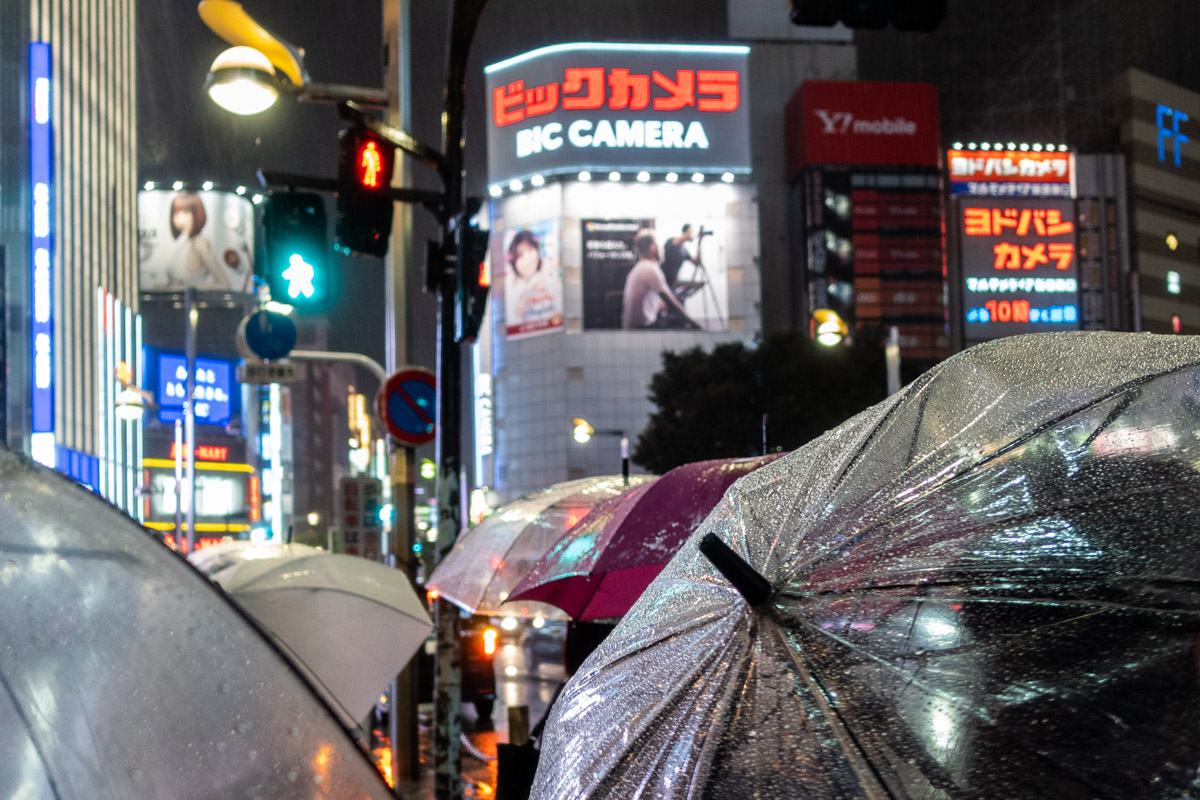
0,448 -> 391,799
532,331 -> 1200,799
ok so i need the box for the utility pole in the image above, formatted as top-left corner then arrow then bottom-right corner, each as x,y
381,0 -> 421,787
433,5 -> 488,799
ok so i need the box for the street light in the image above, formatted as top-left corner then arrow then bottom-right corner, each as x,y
198,0 -> 388,115
572,417 -> 630,485
812,308 -> 849,347
206,46 -> 279,116
811,309 -> 902,396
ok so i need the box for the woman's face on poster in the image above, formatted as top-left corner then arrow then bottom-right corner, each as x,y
512,240 -> 540,279
172,205 -> 194,238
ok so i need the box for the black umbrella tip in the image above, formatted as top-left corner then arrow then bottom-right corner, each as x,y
698,533 -> 772,606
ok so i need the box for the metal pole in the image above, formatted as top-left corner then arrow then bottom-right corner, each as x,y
174,418 -> 184,541
383,0 -> 420,786
288,349 -> 387,385
620,433 -> 629,487
184,287 -> 198,553
435,4 -> 489,797
885,326 -> 902,396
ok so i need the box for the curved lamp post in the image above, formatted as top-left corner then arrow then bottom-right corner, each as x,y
572,417 -> 630,486
199,0 -> 388,115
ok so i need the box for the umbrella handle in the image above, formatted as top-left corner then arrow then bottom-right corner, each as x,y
699,533 -> 772,606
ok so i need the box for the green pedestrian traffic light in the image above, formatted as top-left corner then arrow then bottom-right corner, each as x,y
261,191 -> 334,312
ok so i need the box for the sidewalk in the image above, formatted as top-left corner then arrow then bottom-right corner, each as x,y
391,706 -> 500,800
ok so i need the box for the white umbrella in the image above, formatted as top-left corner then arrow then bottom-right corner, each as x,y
189,541 -> 432,727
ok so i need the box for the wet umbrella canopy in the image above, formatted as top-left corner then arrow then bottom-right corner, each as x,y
0,450 -> 391,799
533,332 -> 1200,799
427,475 -> 652,619
510,455 -> 782,621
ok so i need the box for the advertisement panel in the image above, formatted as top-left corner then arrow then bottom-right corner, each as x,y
485,43 -> 751,185
786,81 -> 940,176
959,198 -> 1081,343
156,353 -> 235,427
582,217 -> 730,331
138,189 -> 256,292
502,219 -> 563,338
946,149 -> 1074,197
340,476 -> 383,560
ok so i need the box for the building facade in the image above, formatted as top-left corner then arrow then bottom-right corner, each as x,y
1,0 -> 141,512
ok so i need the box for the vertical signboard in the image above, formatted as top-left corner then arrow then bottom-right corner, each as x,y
502,219 -> 564,338
340,475 -> 383,560
29,43 -> 53,448
959,198 -> 1080,343
582,219 -> 644,329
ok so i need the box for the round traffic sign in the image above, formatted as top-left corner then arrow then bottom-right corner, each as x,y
241,310 -> 297,361
377,367 -> 436,447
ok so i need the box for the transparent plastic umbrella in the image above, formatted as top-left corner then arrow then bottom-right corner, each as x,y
427,475 -> 652,619
510,454 -> 783,620
533,332 -> 1200,800
188,541 -> 432,729
0,449 -> 392,799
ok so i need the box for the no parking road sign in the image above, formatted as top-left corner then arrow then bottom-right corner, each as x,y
377,367 -> 436,447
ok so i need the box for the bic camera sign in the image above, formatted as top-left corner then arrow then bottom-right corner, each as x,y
484,44 -> 751,184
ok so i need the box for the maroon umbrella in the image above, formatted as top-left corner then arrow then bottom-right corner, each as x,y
509,454 -> 783,620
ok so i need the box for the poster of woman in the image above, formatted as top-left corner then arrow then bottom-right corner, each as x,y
137,189 -> 256,293
503,220 -> 563,338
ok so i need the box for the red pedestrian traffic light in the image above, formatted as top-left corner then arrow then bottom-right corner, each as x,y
336,124 -> 395,257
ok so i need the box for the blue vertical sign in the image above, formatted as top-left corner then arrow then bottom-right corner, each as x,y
1157,104 -> 1190,168
30,43 -> 53,434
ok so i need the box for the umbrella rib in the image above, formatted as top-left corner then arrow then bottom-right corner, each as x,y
560,607 -> 748,796
0,666 -> 65,800
763,619 -> 901,800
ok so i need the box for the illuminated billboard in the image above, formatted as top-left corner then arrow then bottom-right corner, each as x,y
959,198 -> 1081,343
156,353 -> 235,427
137,189 -> 255,292
946,149 -> 1074,197
582,215 -> 730,332
502,219 -> 563,339
786,81 -> 940,176
485,43 -> 751,185
30,43 -> 53,444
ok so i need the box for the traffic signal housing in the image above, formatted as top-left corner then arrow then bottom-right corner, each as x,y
790,0 -> 945,30
261,191 -> 333,312
336,124 -> 395,257
455,212 -> 491,344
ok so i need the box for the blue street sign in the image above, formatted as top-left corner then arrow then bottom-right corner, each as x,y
243,310 -> 297,361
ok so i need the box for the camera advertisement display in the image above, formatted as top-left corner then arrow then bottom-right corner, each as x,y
582,217 -> 729,331
138,189 -> 256,293
503,219 -> 564,339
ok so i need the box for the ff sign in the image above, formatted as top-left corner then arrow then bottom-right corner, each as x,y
30,43 -> 53,440
1157,104 -> 1190,167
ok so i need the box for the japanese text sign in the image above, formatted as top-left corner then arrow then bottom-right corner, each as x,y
485,43 -> 750,185
946,149 -> 1074,197
157,354 -> 234,426
340,475 -> 383,561
959,198 -> 1081,343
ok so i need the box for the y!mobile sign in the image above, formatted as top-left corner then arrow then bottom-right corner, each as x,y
485,43 -> 751,185
786,81 -> 940,176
